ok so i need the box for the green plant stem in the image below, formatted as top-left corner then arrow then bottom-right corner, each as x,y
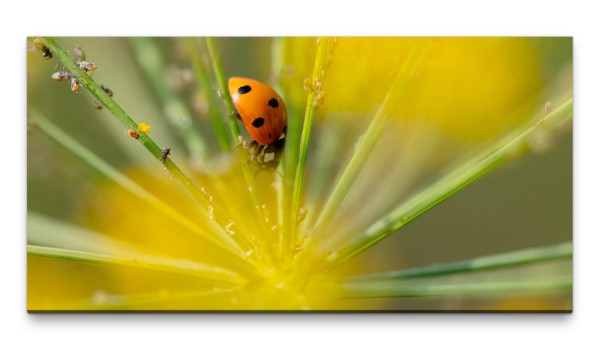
337,277 -> 572,299
28,212 -> 141,254
269,37 -> 289,250
287,37 -> 332,258
27,107 -> 260,273
303,122 -> 345,232
69,288 -> 242,310
312,43 -> 425,237
324,97 -> 573,270
182,37 -> 231,151
205,37 -> 242,144
346,242 -> 572,282
28,245 -> 246,287
39,37 -> 255,255
128,37 -> 210,163
205,37 -> 279,268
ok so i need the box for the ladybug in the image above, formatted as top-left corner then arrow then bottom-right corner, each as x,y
228,77 -> 287,146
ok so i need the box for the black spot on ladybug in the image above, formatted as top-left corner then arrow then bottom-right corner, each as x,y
252,117 -> 265,128
268,98 -> 279,108
238,85 -> 252,94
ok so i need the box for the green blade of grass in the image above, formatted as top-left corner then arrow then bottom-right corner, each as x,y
311,41 -> 427,238
337,277 -> 572,299
28,106 -> 244,253
205,37 -> 242,143
28,211 -> 150,255
205,37 -> 281,268
27,212 -> 260,279
64,288 -> 243,310
129,37 -> 210,163
39,37 -> 256,255
287,37 -> 333,258
181,37 -> 231,151
269,37 -> 288,251
28,245 -> 246,287
302,123 -> 349,234
27,108 -> 268,279
324,97 -> 573,270
345,242 -> 572,282
277,39 -> 316,200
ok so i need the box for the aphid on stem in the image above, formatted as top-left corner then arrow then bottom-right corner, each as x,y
77,61 -> 97,73
51,71 -> 73,81
72,46 -> 86,62
100,84 -> 114,97
303,78 -> 313,93
31,38 -> 52,59
127,129 -> 139,139
70,77 -> 80,93
313,91 -> 326,109
92,84 -> 114,110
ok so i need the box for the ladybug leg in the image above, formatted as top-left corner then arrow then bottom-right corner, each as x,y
258,144 -> 267,160
232,111 -> 242,121
245,140 -> 262,162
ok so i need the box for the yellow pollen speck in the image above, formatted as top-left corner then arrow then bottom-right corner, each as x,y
138,122 -> 151,134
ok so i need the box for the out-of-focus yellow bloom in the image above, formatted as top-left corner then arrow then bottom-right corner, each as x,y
281,38 -> 544,141
28,168 -> 365,310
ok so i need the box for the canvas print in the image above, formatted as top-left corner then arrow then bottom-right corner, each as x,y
27,37 -> 572,311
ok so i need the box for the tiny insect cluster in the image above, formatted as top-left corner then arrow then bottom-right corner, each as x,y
36,39 -> 154,151
45,43 -> 113,110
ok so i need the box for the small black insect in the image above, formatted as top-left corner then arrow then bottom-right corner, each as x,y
160,147 -> 171,163
100,84 -> 114,97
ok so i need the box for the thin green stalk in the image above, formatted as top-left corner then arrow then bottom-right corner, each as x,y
129,37 -> 210,163
338,277 -> 572,299
27,212 -> 254,278
287,37 -> 332,258
325,97 -> 573,270
28,245 -> 246,287
28,107 -> 258,272
269,37 -> 288,250
303,122 -> 345,232
39,37 -> 255,255
312,43 -> 425,237
28,212 -> 139,252
69,288 -> 242,310
205,37 -> 242,144
346,242 -> 572,282
205,37 -> 279,267
270,37 -> 286,87
182,37 -> 231,151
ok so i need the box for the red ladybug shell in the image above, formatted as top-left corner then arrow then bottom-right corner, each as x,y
228,77 -> 287,145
